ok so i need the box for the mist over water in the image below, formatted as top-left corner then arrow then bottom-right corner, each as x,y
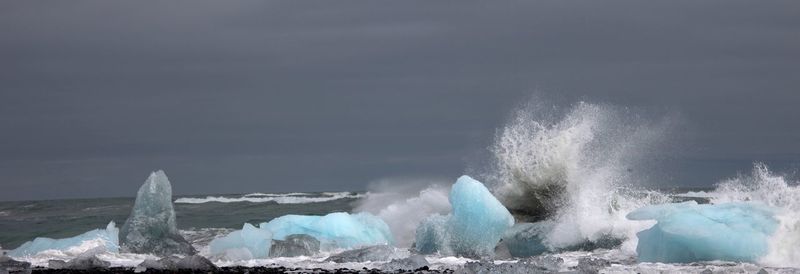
355,178 -> 452,248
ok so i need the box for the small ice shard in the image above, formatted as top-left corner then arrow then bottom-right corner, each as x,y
61,255 -> 110,270
47,260 -> 67,269
261,212 -> 393,250
324,245 -> 402,263
1,255 -> 31,274
174,255 -> 217,270
137,255 -> 216,271
8,222 -> 119,257
136,257 -> 176,271
381,254 -> 429,271
120,171 -> 195,255
414,176 -> 514,257
627,201 -> 778,263
500,221 -> 552,257
269,234 -> 320,257
209,223 -> 272,260
47,247 -> 111,270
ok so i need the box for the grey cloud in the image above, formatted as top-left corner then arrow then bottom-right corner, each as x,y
0,0 -> 798,200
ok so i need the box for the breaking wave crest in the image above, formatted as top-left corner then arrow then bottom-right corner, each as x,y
174,192 -> 363,204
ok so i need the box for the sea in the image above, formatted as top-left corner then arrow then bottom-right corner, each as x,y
3,101 -> 800,273
1,188 -> 797,273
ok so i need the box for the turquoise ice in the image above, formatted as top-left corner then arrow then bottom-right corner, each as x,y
261,212 -> 393,250
500,221 -> 552,257
209,223 -> 272,260
415,175 -> 514,257
209,211 -> 392,259
627,201 -> 778,263
9,222 -> 119,257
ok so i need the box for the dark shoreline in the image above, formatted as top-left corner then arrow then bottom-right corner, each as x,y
29,266 -> 451,274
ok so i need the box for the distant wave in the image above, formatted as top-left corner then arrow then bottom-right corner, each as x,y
672,191 -> 716,198
174,192 -> 363,204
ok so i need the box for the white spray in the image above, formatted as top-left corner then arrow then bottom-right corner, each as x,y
709,163 -> 800,267
355,178 -> 452,248
486,100 -> 672,252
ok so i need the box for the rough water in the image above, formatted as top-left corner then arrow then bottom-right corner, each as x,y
2,101 -> 799,273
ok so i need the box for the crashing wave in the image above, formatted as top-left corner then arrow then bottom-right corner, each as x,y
485,100 -> 671,251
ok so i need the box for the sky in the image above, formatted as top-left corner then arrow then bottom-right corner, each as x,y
1,1 -> 798,201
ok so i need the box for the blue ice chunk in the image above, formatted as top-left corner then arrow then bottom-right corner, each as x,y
209,223 -> 273,260
627,201 -> 778,263
261,212 -> 393,250
501,221 -> 552,257
414,214 -> 450,255
414,175 -> 514,257
9,222 -> 119,257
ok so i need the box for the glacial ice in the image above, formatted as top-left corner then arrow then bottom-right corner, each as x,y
48,254 -> 111,270
627,201 -> 778,263
414,214 -> 449,254
261,212 -> 393,250
120,171 -> 195,256
8,222 -> 119,257
209,223 -> 273,260
500,221 -> 552,257
208,211 -> 391,259
324,245 -> 403,263
269,234 -> 320,257
414,175 -> 514,257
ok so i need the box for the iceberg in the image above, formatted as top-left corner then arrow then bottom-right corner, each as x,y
119,171 -> 195,255
209,223 -> 272,260
8,222 -> 119,257
209,211 -> 391,259
414,175 -> 515,257
261,212 -> 393,250
269,234 -> 320,257
627,201 -> 778,263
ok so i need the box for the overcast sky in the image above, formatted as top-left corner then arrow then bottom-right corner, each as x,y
1,1 -> 798,201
